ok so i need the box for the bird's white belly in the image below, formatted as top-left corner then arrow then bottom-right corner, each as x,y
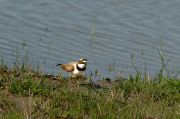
69,64 -> 85,75
71,70 -> 84,75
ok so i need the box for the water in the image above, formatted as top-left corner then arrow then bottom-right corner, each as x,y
0,0 -> 180,81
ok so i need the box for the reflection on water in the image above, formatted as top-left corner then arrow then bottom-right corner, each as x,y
0,0 -> 180,81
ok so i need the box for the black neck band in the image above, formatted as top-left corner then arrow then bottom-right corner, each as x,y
76,64 -> 86,71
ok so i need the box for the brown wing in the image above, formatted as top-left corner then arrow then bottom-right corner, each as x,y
66,61 -> 77,66
56,61 -> 77,72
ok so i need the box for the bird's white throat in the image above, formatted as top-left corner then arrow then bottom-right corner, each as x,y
78,64 -> 86,68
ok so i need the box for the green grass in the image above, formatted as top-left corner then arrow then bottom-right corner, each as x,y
1,64 -> 180,118
0,40 -> 180,118
91,13 -> 97,34
131,43 -> 135,65
90,13 -> 97,41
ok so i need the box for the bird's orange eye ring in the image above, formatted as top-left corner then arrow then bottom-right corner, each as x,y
80,60 -> 83,63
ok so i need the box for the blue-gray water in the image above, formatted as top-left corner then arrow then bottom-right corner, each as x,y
0,0 -> 180,81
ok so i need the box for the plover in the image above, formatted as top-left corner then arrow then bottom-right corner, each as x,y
56,58 -> 87,77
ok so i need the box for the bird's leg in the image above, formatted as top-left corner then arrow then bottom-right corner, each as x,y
69,74 -> 72,84
69,74 -> 72,79
76,75 -> 79,83
77,75 -> 79,80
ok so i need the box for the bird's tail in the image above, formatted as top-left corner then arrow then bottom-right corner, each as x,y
56,64 -> 62,67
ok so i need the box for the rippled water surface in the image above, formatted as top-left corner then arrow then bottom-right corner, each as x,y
1,0 -> 180,81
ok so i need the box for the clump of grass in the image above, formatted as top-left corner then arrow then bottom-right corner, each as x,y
144,58 -> 146,83
131,43 -> 135,65
158,38 -> 172,83
48,40 -> 51,51
23,40 -> 25,48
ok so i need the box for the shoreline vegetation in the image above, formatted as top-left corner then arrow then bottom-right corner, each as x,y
1,41 -> 180,118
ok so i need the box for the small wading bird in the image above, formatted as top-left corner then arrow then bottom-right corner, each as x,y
56,58 -> 87,79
